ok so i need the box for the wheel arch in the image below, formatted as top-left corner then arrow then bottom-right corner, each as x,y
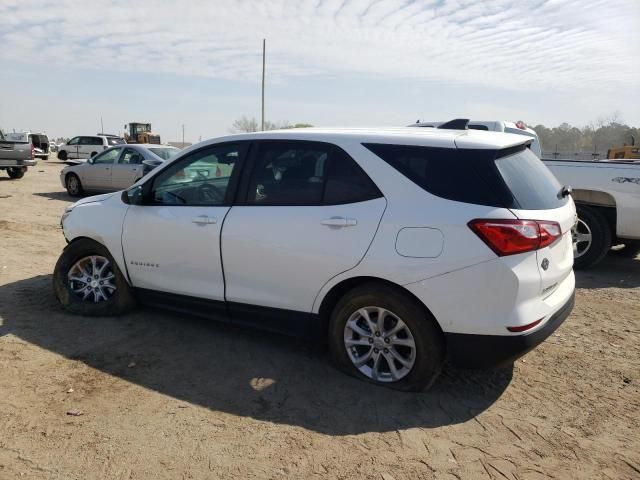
316,275 -> 445,337
64,235 -> 132,286
573,190 -> 617,238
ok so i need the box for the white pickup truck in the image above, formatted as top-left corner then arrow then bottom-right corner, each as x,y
544,160 -> 640,268
410,119 -> 640,268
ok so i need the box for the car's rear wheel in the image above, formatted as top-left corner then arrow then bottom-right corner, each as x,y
53,238 -> 136,316
65,173 -> 83,196
58,150 -> 68,161
572,205 -> 611,269
328,283 -> 445,391
7,167 -> 26,179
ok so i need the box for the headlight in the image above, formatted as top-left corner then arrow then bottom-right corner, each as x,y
60,206 -> 73,228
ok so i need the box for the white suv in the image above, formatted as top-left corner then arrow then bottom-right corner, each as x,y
57,135 -> 126,162
54,127 -> 576,391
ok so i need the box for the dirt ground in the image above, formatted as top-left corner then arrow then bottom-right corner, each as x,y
1,161 -> 639,480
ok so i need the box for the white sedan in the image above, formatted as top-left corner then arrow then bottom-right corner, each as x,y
60,144 -> 179,196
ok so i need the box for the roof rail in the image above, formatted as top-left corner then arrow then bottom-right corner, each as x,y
437,119 -> 470,130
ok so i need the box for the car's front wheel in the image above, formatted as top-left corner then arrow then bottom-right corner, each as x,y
53,238 -> 136,316
328,283 -> 445,391
65,173 -> 83,197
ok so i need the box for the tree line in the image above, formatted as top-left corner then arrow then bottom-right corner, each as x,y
532,114 -> 639,154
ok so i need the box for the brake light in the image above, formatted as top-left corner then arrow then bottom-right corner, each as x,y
468,219 -> 562,256
30,144 -> 35,159
103,145 -> 108,150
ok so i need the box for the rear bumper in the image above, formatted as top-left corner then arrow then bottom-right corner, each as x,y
0,159 -> 37,167
445,291 -> 575,368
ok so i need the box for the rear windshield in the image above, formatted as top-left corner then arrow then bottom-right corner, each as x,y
363,143 -> 567,210
108,137 -> 125,145
495,148 -> 567,210
148,147 -> 179,160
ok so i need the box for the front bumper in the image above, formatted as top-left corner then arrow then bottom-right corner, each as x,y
445,291 -> 575,368
0,159 -> 37,167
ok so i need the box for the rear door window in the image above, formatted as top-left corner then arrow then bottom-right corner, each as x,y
245,142 -> 329,205
324,148 -> 382,204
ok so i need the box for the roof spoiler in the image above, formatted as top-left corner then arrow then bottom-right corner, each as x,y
437,119 -> 470,130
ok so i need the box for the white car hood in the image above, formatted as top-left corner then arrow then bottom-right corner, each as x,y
71,192 -> 118,208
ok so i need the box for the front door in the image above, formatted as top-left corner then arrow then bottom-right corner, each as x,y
222,141 -> 386,327
121,142 -> 248,307
112,147 -> 144,190
83,147 -> 121,189
66,137 -> 80,159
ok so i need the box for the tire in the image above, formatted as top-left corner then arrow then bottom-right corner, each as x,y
573,205 -> 612,270
7,167 -> 25,179
53,238 -> 136,316
65,173 -> 83,197
58,150 -> 68,161
43,155 -> 49,161
328,283 -> 445,392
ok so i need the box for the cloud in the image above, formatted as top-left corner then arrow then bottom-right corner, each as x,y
0,0 -> 638,92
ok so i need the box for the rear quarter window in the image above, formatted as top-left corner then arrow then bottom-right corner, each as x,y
364,143 -> 567,210
363,143 -> 508,207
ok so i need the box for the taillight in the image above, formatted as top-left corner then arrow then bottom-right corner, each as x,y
468,219 -> 562,256
103,145 -> 108,150
30,144 -> 35,159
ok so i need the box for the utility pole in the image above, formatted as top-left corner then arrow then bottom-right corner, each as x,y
100,116 -> 104,134
182,124 -> 185,145
261,38 -> 266,131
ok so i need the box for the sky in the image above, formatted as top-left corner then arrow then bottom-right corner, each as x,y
1,0 -> 638,143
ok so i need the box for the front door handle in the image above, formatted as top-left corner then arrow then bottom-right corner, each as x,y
321,216 -> 357,227
192,215 -> 217,225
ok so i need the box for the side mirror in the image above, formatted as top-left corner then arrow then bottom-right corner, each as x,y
90,151 -> 97,157
122,185 -> 143,205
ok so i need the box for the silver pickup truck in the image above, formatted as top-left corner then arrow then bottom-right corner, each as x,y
0,129 -> 37,179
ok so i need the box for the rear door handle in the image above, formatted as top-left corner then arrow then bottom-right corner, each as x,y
321,216 -> 357,227
192,215 -> 217,225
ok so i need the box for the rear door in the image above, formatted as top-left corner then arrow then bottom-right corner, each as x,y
495,148 -> 576,296
221,141 -> 386,329
111,147 -> 145,189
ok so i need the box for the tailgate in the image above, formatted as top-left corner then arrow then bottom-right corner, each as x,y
511,201 -> 576,296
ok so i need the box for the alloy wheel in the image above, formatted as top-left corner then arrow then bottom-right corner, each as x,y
343,306 -> 416,382
67,176 -> 79,195
67,255 -> 116,303
572,218 -> 592,259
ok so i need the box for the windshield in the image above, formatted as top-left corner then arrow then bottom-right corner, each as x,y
148,147 -> 179,160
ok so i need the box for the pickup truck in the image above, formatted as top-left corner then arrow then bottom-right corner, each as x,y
544,160 -> 640,269
0,129 -> 37,179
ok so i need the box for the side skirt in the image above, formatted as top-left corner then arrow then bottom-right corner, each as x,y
134,288 -> 321,339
